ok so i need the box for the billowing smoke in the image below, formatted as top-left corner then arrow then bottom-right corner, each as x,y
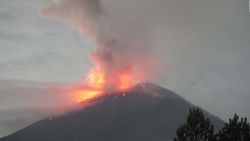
41,0 -> 165,91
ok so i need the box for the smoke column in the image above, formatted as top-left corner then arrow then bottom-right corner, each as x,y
41,0 -> 164,92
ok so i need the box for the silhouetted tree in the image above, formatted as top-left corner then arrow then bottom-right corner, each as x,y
174,107 -> 214,141
215,114 -> 250,141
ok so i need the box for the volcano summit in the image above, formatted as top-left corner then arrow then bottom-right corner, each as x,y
0,83 -> 224,141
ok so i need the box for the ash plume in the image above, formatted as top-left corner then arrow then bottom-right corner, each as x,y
41,0 -> 165,91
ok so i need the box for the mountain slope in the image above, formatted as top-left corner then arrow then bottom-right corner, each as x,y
0,83 -> 224,141
0,108 -> 56,138
0,79 -> 73,137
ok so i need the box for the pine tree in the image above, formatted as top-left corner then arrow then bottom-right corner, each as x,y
216,114 -> 250,141
174,107 -> 214,141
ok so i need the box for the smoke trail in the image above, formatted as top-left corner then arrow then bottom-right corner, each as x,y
41,0 -> 164,91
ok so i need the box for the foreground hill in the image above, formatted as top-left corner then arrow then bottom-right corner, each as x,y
0,83 -> 224,141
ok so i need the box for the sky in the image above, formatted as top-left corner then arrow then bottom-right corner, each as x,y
0,0 -> 250,121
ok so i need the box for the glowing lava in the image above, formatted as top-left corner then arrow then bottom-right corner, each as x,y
74,66 -> 133,103
42,0 -> 165,105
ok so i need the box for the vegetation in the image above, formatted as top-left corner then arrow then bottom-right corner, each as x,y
174,107 -> 214,141
215,114 -> 250,141
174,107 -> 250,141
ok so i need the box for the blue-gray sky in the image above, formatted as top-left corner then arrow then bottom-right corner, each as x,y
0,0 -> 250,121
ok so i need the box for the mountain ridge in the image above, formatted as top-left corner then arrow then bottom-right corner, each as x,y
0,83 -> 224,141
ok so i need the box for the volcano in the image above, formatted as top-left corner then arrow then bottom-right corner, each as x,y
0,83 -> 224,141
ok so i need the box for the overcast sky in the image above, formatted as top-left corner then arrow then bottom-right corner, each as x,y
0,0 -> 250,120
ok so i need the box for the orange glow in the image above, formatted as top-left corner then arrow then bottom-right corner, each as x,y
73,82 -> 103,103
75,90 -> 101,103
118,69 -> 132,90
74,66 -> 133,103
87,68 -> 105,85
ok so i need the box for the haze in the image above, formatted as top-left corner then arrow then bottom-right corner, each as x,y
0,0 -> 250,122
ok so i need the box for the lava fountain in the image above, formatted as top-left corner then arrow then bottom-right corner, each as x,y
41,0 -> 164,103
73,65 -> 133,103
